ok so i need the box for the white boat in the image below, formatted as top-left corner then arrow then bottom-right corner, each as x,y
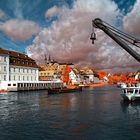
120,86 -> 140,101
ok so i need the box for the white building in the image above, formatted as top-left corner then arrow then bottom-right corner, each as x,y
69,70 -> 81,85
0,53 -> 9,81
0,48 -> 39,90
0,48 -> 39,82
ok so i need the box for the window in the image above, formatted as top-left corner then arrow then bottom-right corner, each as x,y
4,75 -> 6,81
19,76 -> 20,81
23,76 -> 24,81
8,84 -> 11,86
4,56 -> 6,62
13,75 -> 15,81
14,68 -> 15,72
4,66 -> 6,72
13,84 -> 16,86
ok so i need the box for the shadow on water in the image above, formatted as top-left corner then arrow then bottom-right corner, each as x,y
120,100 -> 140,136
120,100 -> 140,119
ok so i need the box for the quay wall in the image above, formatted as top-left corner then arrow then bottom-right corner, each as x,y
0,80 -> 63,92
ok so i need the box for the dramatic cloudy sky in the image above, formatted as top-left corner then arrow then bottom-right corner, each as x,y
0,0 -> 140,72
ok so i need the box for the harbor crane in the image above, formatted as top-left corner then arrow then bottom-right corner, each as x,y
90,18 -> 140,63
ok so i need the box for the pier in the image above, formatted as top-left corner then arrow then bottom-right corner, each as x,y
0,80 -> 63,92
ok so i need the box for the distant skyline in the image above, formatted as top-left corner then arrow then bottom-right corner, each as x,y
0,0 -> 139,72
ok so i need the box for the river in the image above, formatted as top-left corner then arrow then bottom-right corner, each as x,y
0,86 -> 140,140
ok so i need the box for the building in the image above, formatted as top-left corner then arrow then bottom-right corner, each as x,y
0,48 -> 39,82
0,48 -> 63,91
39,55 -> 74,81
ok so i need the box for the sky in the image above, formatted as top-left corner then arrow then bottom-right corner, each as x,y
0,0 -> 140,72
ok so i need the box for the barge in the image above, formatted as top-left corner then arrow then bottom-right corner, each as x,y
48,86 -> 82,95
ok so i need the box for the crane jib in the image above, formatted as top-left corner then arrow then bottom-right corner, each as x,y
91,18 -> 140,63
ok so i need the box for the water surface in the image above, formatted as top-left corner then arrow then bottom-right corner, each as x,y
0,86 -> 140,140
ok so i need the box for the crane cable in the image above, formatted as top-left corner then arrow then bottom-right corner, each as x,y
109,31 -> 140,49
103,20 -> 140,42
102,20 -> 140,49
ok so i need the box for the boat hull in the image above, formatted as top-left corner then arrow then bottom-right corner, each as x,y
48,87 -> 82,95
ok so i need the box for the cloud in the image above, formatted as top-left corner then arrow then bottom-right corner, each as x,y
0,19 -> 40,41
123,0 -> 140,36
27,0 -> 139,72
45,6 -> 62,18
7,0 -> 23,19
14,0 -> 23,19
0,9 -> 9,21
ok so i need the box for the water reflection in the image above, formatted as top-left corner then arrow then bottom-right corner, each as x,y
1,87 -> 140,140
121,101 -> 140,120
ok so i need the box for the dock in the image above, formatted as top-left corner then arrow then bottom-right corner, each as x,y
0,80 -> 63,92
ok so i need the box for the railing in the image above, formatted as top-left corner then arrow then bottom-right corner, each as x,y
122,87 -> 140,94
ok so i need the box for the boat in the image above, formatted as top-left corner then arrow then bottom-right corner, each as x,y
48,87 -> 82,95
120,86 -> 140,101
79,84 -> 90,88
0,90 -> 9,94
88,83 -> 106,87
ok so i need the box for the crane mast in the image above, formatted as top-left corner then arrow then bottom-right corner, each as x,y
90,18 -> 140,63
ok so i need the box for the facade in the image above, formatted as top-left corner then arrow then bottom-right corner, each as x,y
39,56 -> 74,81
0,54 -> 9,81
0,49 -> 65,91
69,70 -> 81,85
9,66 -> 38,81
39,70 -> 56,81
73,66 -> 102,84
0,48 -> 39,83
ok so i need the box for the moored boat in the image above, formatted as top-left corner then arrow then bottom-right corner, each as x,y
0,90 -> 9,94
48,87 -> 82,95
120,86 -> 140,101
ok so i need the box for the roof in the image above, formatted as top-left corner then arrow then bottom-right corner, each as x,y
0,48 -> 38,68
59,62 -> 74,65
0,48 -> 33,60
